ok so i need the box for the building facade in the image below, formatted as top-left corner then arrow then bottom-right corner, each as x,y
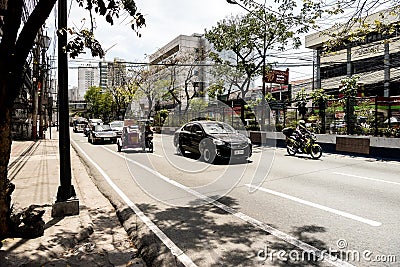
148,33 -> 210,110
2,0 -> 52,140
77,65 -> 99,100
305,7 -> 400,97
98,58 -> 127,91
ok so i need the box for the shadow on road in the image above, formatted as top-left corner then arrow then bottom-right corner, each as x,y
121,195 -> 337,266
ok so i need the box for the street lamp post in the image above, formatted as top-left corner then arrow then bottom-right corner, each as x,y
38,35 -> 51,139
52,0 -> 79,217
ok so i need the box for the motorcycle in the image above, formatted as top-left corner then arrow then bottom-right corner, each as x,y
282,127 -> 322,159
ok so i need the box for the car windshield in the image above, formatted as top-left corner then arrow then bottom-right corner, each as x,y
202,122 -> 236,134
110,121 -> 123,127
94,125 -> 111,131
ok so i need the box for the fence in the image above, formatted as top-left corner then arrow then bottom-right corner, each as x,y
157,96 -> 400,137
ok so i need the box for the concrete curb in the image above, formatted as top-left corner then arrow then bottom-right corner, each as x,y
71,141 -> 185,267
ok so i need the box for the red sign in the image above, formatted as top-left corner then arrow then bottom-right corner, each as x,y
264,68 -> 289,85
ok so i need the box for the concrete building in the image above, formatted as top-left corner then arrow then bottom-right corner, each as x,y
305,7 -> 400,97
77,65 -> 99,100
68,86 -> 79,102
99,58 -> 127,91
148,33 -> 210,109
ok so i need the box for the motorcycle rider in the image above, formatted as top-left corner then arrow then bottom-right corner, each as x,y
294,120 -> 311,148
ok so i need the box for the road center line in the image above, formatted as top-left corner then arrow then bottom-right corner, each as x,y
72,140 -> 197,267
245,184 -> 381,227
101,146 -> 354,267
333,172 -> 400,186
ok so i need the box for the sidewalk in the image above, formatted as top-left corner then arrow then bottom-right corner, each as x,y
0,128 -> 146,266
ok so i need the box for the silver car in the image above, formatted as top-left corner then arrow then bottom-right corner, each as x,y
88,124 -> 117,144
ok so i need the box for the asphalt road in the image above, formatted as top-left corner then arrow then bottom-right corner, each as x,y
71,131 -> 400,267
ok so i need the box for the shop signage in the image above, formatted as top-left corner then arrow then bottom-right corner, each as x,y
264,68 -> 289,85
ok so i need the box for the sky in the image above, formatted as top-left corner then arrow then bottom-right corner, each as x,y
46,0 -> 319,88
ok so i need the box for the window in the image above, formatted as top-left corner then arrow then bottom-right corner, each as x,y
191,124 -> 202,133
183,123 -> 192,131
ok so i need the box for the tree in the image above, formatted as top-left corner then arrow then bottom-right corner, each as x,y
340,75 -> 361,134
110,84 -> 138,120
309,88 -> 332,133
205,1 -> 319,99
208,63 -> 240,101
84,86 -> 114,121
205,15 -> 259,100
294,88 -> 309,120
0,0 -> 145,238
162,49 -> 207,114
130,66 -> 168,119
207,81 -> 225,100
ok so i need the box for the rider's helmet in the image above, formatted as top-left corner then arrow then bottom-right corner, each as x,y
298,120 -> 306,126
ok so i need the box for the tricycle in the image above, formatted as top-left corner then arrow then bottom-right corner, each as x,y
116,119 -> 153,153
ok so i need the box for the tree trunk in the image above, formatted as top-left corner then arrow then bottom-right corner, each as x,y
0,0 -> 57,238
0,106 -> 13,238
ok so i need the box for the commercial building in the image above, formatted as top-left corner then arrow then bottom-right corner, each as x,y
305,7 -> 400,97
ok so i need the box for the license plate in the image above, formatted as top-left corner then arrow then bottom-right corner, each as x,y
104,138 -> 110,141
234,149 -> 244,155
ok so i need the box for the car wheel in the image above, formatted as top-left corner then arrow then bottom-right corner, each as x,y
201,143 -> 216,163
178,141 -> 186,156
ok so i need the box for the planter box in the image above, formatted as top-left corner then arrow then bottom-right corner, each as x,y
336,136 -> 370,155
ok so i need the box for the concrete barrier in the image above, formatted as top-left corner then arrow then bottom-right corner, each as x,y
248,131 -> 400,159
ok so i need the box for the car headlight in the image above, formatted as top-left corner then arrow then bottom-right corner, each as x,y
112,132 -> 117,137
213,139 -> 224,145
94,133 -> 99,137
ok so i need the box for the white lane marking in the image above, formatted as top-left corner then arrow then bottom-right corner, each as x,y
150,153 -> 164,158
246,184 -> 381,227
334,172 -> 400,186
71,140 -> 197,267
102,146 -> 354,267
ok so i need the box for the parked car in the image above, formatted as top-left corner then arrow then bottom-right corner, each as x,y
84,118 -> 103,136
173,120 -> 252,163
88,124 -> 117,144
109,120 -> 124,137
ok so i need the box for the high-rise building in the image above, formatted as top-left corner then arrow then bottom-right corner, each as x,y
98,58 -> 127,91
77,65 -> 99,100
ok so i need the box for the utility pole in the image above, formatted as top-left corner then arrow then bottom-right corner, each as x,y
52,0 -> 79,217
32,45 -> 40,140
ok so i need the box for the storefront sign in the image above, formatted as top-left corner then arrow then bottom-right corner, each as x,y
264,69 -> 289,85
